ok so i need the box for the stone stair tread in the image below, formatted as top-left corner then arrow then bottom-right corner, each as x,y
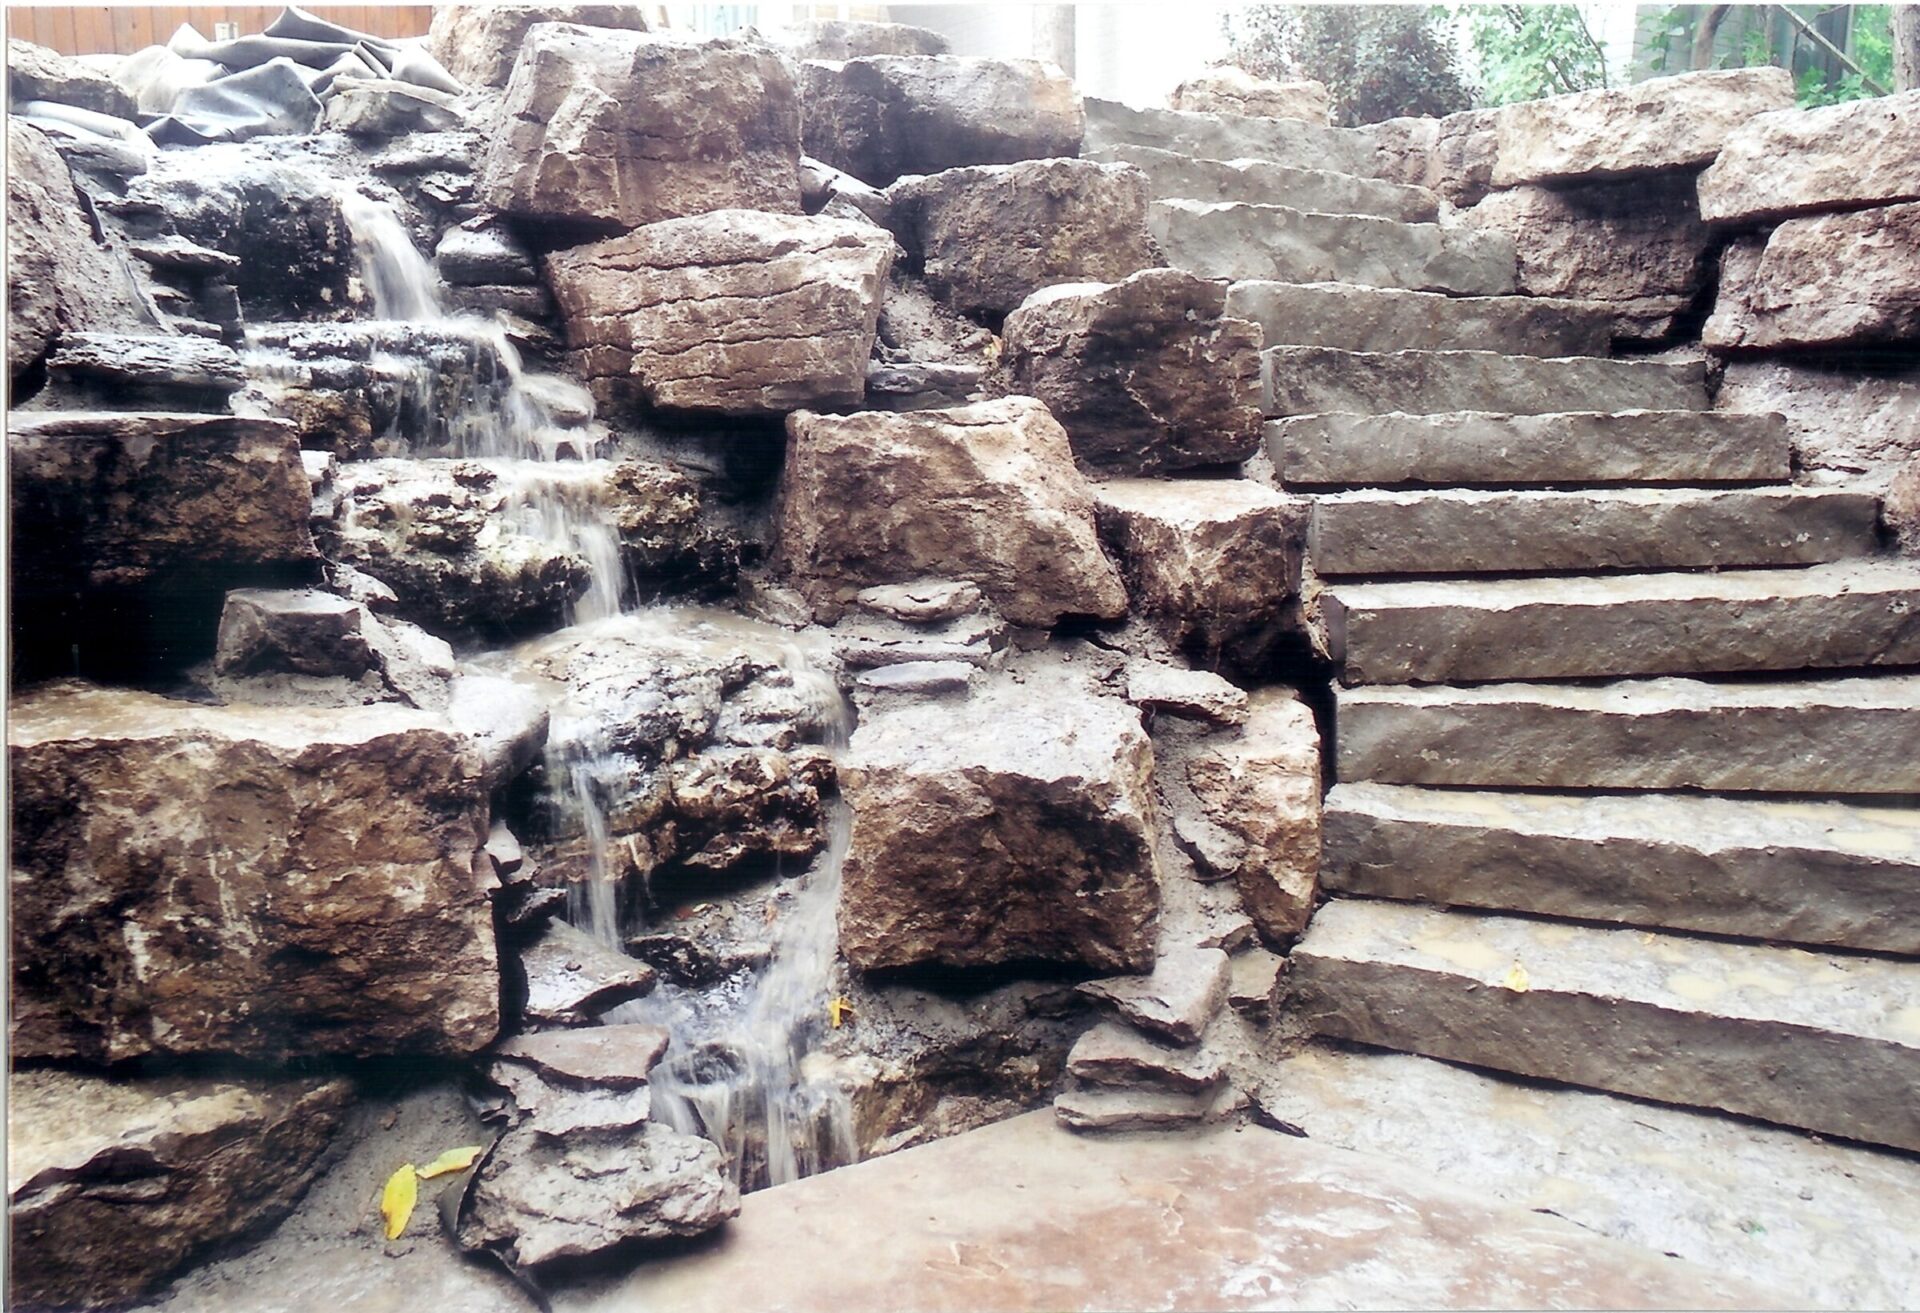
1334,673 -> 1920,794
1053,1083 -> 1245,1133
1264,346 -> 1709,417
1084,95 -> 1379,176
1092,143 -> 1440,221
1229,282 -> 1615,357
1067,1021 -> 1227,1094
1323,559 -> 1920,683
1322,782 -> 1920,954
1288,898 -> 1920,1151
1308,486 -> 1881,578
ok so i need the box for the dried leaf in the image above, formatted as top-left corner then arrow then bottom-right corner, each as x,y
381,1163 -> 418,1240
1503,962 -> 1531,993
417,1145 -> 485,1180
827,996 -> 855,1029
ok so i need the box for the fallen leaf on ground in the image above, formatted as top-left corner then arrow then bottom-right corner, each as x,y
1503,962 -> 1531,993
417,1145 -> 485,1180
828,997 -> 855,1028
381,1164 -> 418,1240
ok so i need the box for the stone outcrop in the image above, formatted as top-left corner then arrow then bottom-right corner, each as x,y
798,55 -> 1083,187
8,1069 -> 352,1310
886,159 -> 1157,317
1698,90 -> 1920,225
427,3 -> 651,88
545,210 -> 893,415
484,25 -> 800,230
1704,204 -> 1920,351
839,675 -> 1161,972
781,19 -> 948,60
1168,68 -> 1331,123
999,269 -> 1264,475
42,331 -> 247,410
779,399 -> 1128,626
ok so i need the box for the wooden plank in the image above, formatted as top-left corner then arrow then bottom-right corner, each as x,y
73,7 -> 111,55
110,4 -> 143,56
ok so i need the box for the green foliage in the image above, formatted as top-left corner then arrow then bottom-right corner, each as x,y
1465,4 -> 1609,104
1645,4 -> 1896,106
1221,5 -> 1474,126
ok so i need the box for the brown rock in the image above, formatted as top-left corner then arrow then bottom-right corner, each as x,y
1000,269 -> 1264,475
779,398 -> 1128,627
666,746 -> 834,871
1169,68 -> 1330,123
1704,203 -> 1920,351
780,19 -> 948,60
427,3 -> 651,88
1716,357 -> 1920,486
1698,90 -> 1920,225
493,1023 -> 672,1087
517,919 -> 657,1028
1077,946 -> 1229,1045
1363,107 -> 1500,206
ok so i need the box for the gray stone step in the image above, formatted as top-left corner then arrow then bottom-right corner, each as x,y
1287,899 -> 1920,1151
1265,347 -> 1709,417
1153,200 -> 1515,294
1084,96 -> 1378,176
1308,487 -> 1881,578
1271,410 -> 1790,489
1066,1021 -> 1227,1094
1230,283 -> 1614,357
1092,145 -> 1439,221
1324,560 -> 1920,683
1335,674 -> 1920,793
1052,1083 -> 1244,1132
1322,783 -> 1920,953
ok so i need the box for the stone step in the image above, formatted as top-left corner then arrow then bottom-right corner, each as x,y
1230,282 -> 1614,357
1334,674 -> 1920,794
1323,560 -> 1920,683
1321,783 -> 1920,954
1066,1021 -> 1227,1094
1053,1083 -> 1244,1133
1091,144 -> 1439,222
1084,95 -> 1379,176
1152,200 -> 1515,294
1264,347 -> 1709,417
1287,899 -> 1920,1152
1308,487 -> 1881,578
1271,410 -> 1791,489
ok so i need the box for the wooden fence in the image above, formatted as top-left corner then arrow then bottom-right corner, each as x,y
6,6 -> 435,57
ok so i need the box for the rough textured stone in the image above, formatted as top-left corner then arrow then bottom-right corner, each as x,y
854,578 -> 984,625
1000,270 -> 1263,475
1705,204 -> 1920,351
780,19 -> 948,59
1363,107 -> 1501,206
839,675 -> 1161,973
1491,67 -> 1794,186
799,55 -> 1082,187
1125,662 -> 1248,726
1091,142 -> 1437,220
1068,1021 -> 1226,1094
1054,1085 -> 1243,1132
517,919 -> 657,1028
886,160 -> 1157,317
1891,457 -> 1920,553
436,220 -> 537,286
211,587 -> 458,711
545,210 -> 892,416
1263,347 -> 1707,417
1229,281 -> 1610,356
1083,96 -> 1375,176
484,25 -> 799,230
1699,90 -> 1920,225
1716,357 -> 1920,487
43,331 -> 246,410
322,76 -> 464,136
1169,68 -> 1330,123
428,3 -> 649,88
779,399 -> 1127,627
8,37 -> 137,117
1078,946 -> 1229,1045
8,1070 -> 352,1310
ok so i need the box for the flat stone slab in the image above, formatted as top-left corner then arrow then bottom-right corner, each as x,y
1152,199 -> 1515,294
1324,560 -> 1920,682
1334,674 -> 1920,794
1271,409 -> 1790,488
1084,95 -> 1376,175
1322,782 -> 1920,954
1263,347 -> 1708,417
1288,899 -> 1920,1152
1705,202 -> 1920,352
1228,281 -> 1612,356
1308,487 -> 1879,577
1067,1021 -> 1227,1093
1077,945 -> 1229,1045
1053,1084 -> 1242,1132
1091,143 -> 1438,221
1698,90 -> 1920,225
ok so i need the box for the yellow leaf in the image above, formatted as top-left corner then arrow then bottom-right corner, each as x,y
827,996 -> 855,1029
417,1145 -> 485,1180
381,1163 -> 418,1240
1503,962 -> 1531,993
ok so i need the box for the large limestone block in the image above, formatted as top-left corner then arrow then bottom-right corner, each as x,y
886,159 -> 1158,316
1169,68 -> 1331,124
1716,357 -> 1920,487
484,24 -> 800,230
9,680 -> 516,1063
1264,347 -> 1707,417
1704,204 -> 1920,351
8,37 -> 137,117
799,55 -> 1082,187
838,677 -> 1162,972
1091,143 -> 1438,221
546,209 -> 893,415
780,19 -> 948,60
1000,269 -> 1264,475
8,1070 -> 352,1310
1491,67 -> 1794,186
779,398 -> 1127,626
1083,96 -> 1376,176
1699,90 -> 1920,225
1363,107 -> 1501,206
1228,281 -> 1611,356
428,3 -> 651,88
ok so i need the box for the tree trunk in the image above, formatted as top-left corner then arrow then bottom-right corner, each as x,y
1691,4 -> 1734,70
1896,4 -> 1920,92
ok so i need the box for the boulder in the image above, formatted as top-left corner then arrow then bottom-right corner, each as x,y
545,210 -> 894,416
799,55 -> 1083,187
9,680 -> 515,1063
211,587 -> 457,711
483,24 -> 799,231
427,2 -> 650,87
1704,203 -> 1920,352
8,38 -> 137,117
1491,67 -> 1794,186
436,219 -> 538,285
8,1069 -> 352,1310
779,398 -> 1128,626
886,159 -> 1158,317
780,19 -> 949,59
322,76 -> 465,136
1698,90 -> 1920,225
838,675 -> 1162,972
1000,269 -> 1264,474
42,331 -> 246,410
1716,358 -> 1920,487
1169,68 -> 1331,124
1889,457 -> 1920,554
1364,107 -> 1501,206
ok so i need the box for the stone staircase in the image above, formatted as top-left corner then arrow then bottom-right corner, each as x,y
1088,98 -> 1920,1155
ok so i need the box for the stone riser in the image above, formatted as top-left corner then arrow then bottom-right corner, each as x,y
1091,146 -> 1439,223
1263,347 -> 1708,418
1231,283 -> 1613,358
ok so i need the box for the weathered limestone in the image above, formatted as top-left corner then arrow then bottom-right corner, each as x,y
494,1024 -> 672,1087
887,160 -> 1157,316
1698,90 -> 1920,225
1152,199 -> 1515,294
780,19 -> 948,60
1490,67 -> 1794,187
1125,662 -> 1248,726
8,38 -> 137,117
1334,675 -> 1920,794
1716,357 -> 1920,487
1263,347 -> 1708,417
1705,204 -> 1920,351
1308,487 -> 1880,577
545,210 -> 893,415
1323,783 -> 1920,955
1053,1085 -> 1244,1132
484,25 -> 800,229
211,586 -> 459,711
1288,900 -> 1920,1152
1363,107 -> 1502,206
838,677 -> 1161,972
1092,143 -> 1438,221
1229,282 -> 1611,356
8,1070 -> 353,1310
43,332 -> 246,410
1068,1022 -> 1226,1094
427,3 -> 651,88
780,399 -> 1128,627
1079,947 -> 1229,1046
799,55 -> 1082,187
1892,457 -> 1920,553
1271,410 -> 1790,489
1325,562 -> 1920,684
518,919 -> 657,1028
1169,68 -> 1331,124
322,77 -> 464,136
1000,270 -> 1264,475
1083,96 -> 1376,176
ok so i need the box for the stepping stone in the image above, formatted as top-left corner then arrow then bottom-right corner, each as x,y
1230,282 -> 1613,357
1083,95 -> 1377,175
1078,945 -> 1230,1045
1091,144 -> 1439,221
1264,346 -> 1708,417
1053,1084 -> 1244,1132
1323,560 -> 1920,682
1288,899 -> 1920,1152
1322,783 -> 1920,954
1308,486 -> 1880,577
1067,1021 -> 1227,1094
1334,674 -> 1920,794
